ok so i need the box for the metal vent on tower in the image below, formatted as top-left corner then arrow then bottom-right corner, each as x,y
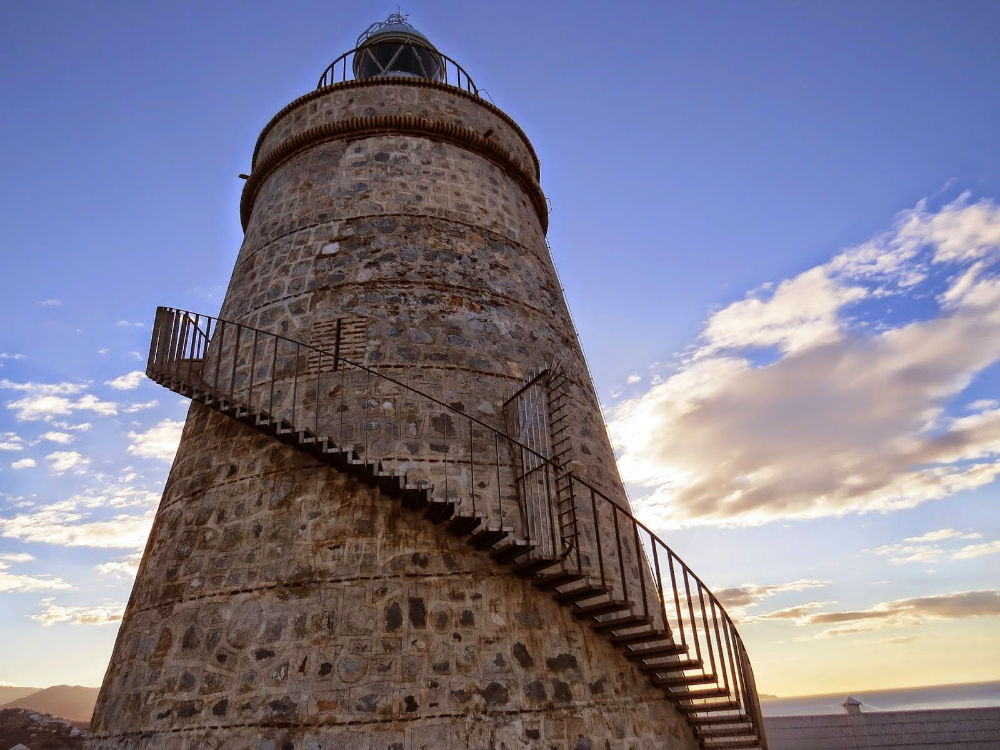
352,13 -> 444,82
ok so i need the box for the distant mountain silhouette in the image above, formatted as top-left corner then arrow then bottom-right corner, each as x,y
0,687 -> 40,705
0,685 -> 99,723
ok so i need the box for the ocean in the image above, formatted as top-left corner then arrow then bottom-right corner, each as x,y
760,680 -> 1000,716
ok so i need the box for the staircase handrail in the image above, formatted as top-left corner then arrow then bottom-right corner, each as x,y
147,305 -> 766,746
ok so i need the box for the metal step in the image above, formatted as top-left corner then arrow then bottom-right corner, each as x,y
638,658 -> 702,675
423,498 -> 455,523
676,689 -> 733,705
375,471 -> 404,498
653,673 -> 717,688
444,514 -> 480,535
490,539 -> 533,563
694,717 -> 755,728
401,484 -> 430,509
698,726 -> 757,739
573,598 -> 633,619
511,555 -> 561,577
678,700 -> 740,714
701,738 -> 760,750
533,570 -> 585,591
468,525 -> 512,549
610,628 -> 671,646
591,613 -> 651,633
625,643 -> 688,661
553,584 -> 608,604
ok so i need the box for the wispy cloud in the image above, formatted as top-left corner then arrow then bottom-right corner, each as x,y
714,579 -> 830,611
31,598 -> 124,627
865,528 -> 990,564
45,450 -> 89,474
745,590 -> 1000,638
0,473 -> 158,549
0,353 -> 26,361
609,195 -> 1000,526
35,299 -> 61,307
127,419 -> 183,463
953,540 -> 1000,560
115,320 -> 144,328
0,556 -> 71,593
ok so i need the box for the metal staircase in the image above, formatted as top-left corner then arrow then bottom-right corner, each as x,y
147,306 -> 767,750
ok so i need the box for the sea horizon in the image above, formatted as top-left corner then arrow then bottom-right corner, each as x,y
761,679 -> 1000,716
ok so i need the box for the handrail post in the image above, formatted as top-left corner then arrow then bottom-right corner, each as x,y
213,319 -> 225,397
315,351 -> 322,439
495,432 -> 503,529
612,505 -> 626,602
468,416 -> 475,517
291,343 -> 300,429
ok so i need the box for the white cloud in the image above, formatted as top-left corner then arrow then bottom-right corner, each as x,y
97,347 -> 109,355
904,529 -> 980,543
700,267 -> 866,356
0,353 -> 26,361
35,299 -> 61,307
953,540 -> 1000,560
104,371 -> 145,390
127,419 -> 183,463
0,570 -> 72,594
0,553 -> 34,563
51,421 -> 91,432
40,431 -> 74,445
0,432 -> 25,451
0,473 -> 159,549
11,458 -> 36,470
626,373 -> 642,384
31,598 -> 124,627
866,543 -> 944,565
95,552 -> 142,579
0,554 -> 70,593
609,196 -> 1000,527
45,451 -> 89,474
1,380 -> 118,422
122,399 -> 157,413
116,320 -> 144,328
968,399 -> 999,412
0,505 -> 155,549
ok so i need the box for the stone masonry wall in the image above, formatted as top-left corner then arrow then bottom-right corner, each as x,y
88,405 -> 695,749
89,80 -> 695,748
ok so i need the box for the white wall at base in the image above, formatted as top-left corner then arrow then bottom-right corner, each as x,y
764,706 -> 1000,750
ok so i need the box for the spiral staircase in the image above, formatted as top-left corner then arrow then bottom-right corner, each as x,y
147,306 -> 767,750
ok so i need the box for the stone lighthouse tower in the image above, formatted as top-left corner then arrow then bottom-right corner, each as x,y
89,15 -> 765,750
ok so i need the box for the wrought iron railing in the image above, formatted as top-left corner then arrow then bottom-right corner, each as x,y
148,306 -> 765,747
317,43 -> 479,95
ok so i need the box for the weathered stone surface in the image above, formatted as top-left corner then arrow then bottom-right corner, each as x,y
89,65 -> 698,750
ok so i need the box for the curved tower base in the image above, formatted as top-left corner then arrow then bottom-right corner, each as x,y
89,404 -> 696,749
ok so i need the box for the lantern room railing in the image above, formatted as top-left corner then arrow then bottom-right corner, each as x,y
317,42 -> 479,95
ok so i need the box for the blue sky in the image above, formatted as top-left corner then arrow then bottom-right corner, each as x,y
1,1 -> 998,697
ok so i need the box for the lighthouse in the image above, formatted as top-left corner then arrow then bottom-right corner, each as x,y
88,15 -> 765,750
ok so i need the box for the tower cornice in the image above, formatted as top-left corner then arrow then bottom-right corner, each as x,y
240,112 -> 548,233
249,78 -> 541,181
